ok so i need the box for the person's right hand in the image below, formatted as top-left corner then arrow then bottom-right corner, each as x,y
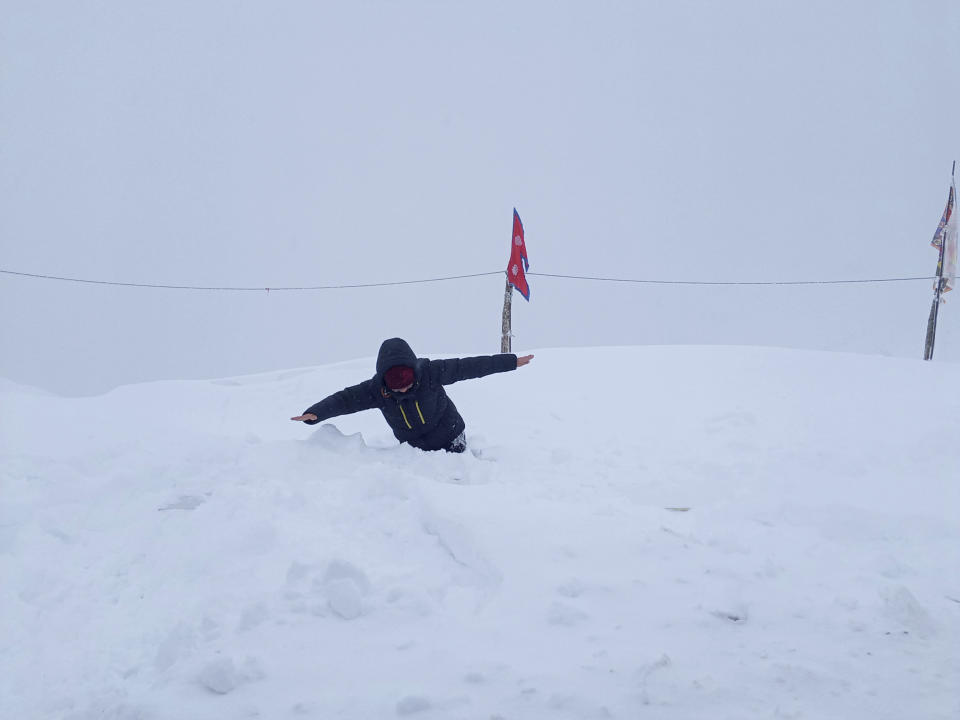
291,413 -> 318,422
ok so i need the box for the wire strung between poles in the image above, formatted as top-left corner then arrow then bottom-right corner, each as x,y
0,269 -> 505,291
0,267 -> 938,291
526,272 -> 937,286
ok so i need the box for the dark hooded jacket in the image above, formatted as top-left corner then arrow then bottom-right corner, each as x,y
302,338 -> 518,451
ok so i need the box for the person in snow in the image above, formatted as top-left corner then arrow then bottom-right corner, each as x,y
291,338 -> 534,453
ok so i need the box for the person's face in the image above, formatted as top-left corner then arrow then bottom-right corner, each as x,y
394,383 -> 413,393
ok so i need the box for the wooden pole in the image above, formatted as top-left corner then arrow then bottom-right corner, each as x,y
924,223 -> 946,360
924,276 -> 943,361
501,276 -> 513,353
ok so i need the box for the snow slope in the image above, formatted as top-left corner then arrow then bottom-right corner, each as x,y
2,346 -> 958,719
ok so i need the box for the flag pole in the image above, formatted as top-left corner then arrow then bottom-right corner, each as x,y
924,160 -> 957,361
501,276 -> 513,353
924,244 -> 945,360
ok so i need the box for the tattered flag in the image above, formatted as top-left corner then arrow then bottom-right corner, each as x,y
932,182 -> 957,293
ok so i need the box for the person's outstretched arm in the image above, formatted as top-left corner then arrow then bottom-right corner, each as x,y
427,353 -> 534,386
291,380 -> 380,424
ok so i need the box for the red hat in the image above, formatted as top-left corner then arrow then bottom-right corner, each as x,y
384,365 -> 415,391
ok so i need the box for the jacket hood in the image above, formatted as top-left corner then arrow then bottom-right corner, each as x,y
376,338 -> 418,375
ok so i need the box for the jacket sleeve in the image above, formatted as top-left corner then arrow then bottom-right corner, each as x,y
426,354 -> 517,386
302,380 -> 380,424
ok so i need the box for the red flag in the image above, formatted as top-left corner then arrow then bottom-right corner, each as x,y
506,208 -> 530,300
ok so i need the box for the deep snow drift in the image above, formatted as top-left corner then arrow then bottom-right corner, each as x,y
2,346 -> 958,719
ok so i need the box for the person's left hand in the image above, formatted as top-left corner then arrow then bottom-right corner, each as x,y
517,354 -> 534,367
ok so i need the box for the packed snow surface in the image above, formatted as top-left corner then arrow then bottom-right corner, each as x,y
2,346 -> 958,719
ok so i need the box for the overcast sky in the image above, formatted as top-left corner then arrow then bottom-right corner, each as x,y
2,1 -> 959,395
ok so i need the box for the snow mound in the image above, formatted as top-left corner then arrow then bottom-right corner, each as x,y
2,346 -> 958,719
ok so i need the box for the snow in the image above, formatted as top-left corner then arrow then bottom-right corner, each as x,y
1,345 -> 958,719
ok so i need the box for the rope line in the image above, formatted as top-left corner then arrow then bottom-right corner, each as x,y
0,268 -> 504,291
527,272 -> 936,286
0,267 -> 938,291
